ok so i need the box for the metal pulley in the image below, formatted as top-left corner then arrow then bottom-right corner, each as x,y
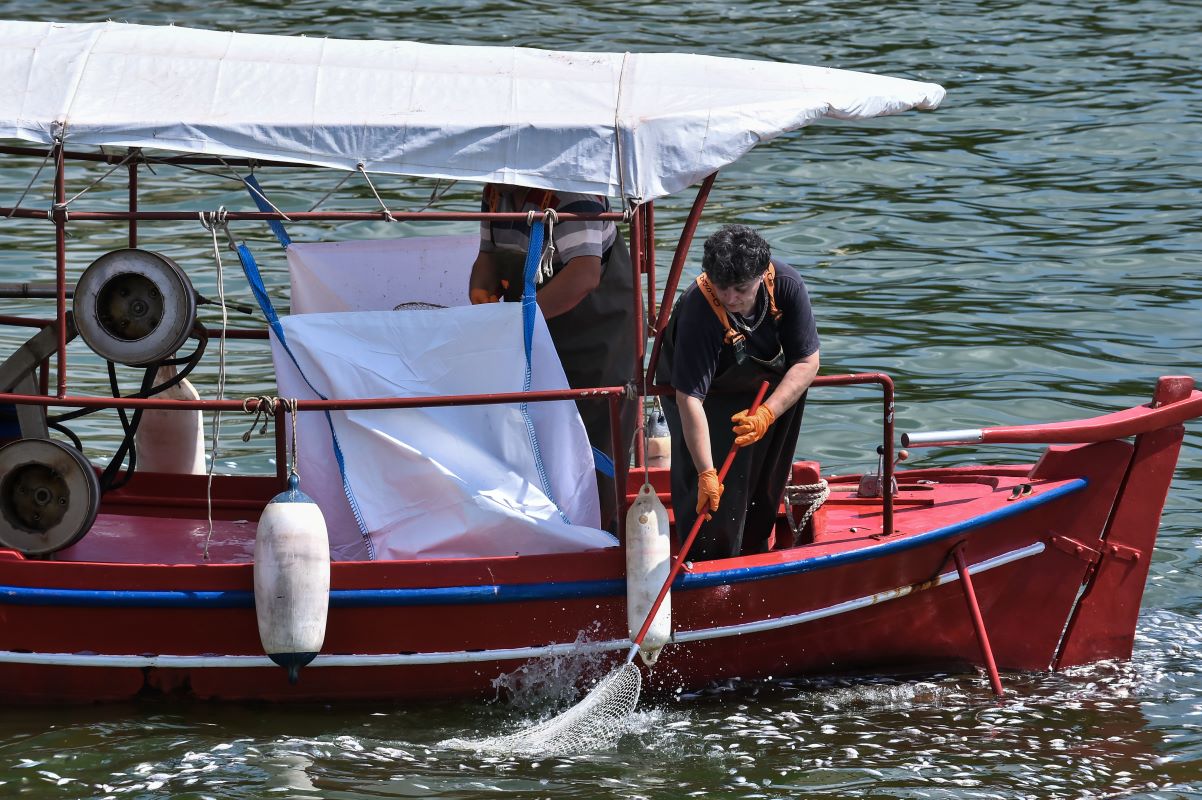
0,438 -> 101,556
73,249 -> 197,366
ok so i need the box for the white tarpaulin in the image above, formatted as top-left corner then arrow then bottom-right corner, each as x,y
287,235 -> 478,313
273,304 -> 611,561
0,20 -> 945,200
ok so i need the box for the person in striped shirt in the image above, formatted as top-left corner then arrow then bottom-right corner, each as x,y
469,184 -> 637,531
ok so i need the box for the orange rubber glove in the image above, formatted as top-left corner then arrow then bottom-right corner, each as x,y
731,405 -> 775,447
469,287 -> 500,304
696,468 -> 723,516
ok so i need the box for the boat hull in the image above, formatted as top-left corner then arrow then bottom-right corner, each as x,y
0,431 -> 1174,705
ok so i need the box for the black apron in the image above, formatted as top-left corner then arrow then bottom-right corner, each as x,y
658,309 -> 806,560
494,235 -> 638,530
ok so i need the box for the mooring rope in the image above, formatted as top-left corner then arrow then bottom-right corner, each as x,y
785,479 -> 830,537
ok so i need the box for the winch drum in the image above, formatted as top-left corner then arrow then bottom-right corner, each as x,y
72,248 -> 197,366
0,438 -> 101,555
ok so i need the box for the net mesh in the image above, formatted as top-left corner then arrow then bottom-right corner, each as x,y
393,301 -> 447,310
443,663 -> 642,756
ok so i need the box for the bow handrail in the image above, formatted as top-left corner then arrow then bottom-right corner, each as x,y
904,377 -> 1201,448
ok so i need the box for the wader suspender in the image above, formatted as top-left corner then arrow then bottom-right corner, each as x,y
695,262 -> 782,347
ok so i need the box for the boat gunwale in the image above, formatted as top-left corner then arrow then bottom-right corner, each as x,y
0,476 -> 1085,607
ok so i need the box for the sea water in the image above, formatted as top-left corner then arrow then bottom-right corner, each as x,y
0,0 -> 1199,796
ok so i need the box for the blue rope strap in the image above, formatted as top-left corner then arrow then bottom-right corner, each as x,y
233,243 -> 375,559
520,222 -> 571,524
243,174 -> 292,249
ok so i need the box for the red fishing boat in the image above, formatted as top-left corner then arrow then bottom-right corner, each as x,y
0,21 -> 1197,706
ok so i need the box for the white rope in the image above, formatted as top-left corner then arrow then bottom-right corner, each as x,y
60,148 -> 138,207
537,208 -> 559,285
641,401 -> 651,484
240,395 -> 278,442
284,397 -> 299,479
148,159 -> 242,184
307,168 -> 356,212
356,161 -> 396,222
5,140 -> 57,218
785,479 -> 830,537
418,178 -> 457,211
219,157 -> 292,222
241,396 -> 299,480
199,207 -> 230,561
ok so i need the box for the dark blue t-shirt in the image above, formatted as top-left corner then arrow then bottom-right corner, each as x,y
665,260 -> 819,399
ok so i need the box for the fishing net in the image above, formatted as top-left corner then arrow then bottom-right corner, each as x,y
443,662 -> 642,756
393,301 -> 446,311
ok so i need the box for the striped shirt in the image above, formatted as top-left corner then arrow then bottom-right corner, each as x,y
479,188 -> 617,271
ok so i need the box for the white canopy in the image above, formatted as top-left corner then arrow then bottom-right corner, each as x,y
0,20 -> 945,201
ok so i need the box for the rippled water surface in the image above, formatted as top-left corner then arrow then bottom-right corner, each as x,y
0,0 -> 1200,797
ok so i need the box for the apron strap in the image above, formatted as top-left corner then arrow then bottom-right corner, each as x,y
764,262 -> 782,321
695,273 -> 743,346
695,264 -> 782,345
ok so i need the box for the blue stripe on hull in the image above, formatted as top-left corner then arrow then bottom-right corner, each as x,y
0,479 -> 1085,609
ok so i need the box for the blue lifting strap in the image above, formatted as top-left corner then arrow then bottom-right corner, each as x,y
520,222 -> 572,523
592,447 -> 615,479
233,242 -> 375,558
243,174 -> 292,249
518,218 -> 612,481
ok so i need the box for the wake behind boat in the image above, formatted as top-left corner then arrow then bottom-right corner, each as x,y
0,20 -> 1196,705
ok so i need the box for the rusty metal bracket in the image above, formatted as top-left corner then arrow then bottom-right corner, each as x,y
1105,543 -> 1142,562
1050,533 -> 1102,564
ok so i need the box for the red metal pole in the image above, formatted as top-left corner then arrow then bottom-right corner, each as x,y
274,403 -> 288,483
609,394 -> 625,538
645,172 -> 716,384
0,208 -> 624,223
128,150 -> 138,248
629,205 -> 646,468
880,374 -> 895,537
952,545 -> 1005,698
629,203 -> 645,376
0,385 -> 628,412
653,172 -> 715,336
53,139 -> 67,398
644,201 -> 656,330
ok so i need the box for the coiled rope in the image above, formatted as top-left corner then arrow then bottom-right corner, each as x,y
784,479 -> 830,537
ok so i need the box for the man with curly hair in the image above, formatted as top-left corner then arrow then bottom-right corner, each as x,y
656,224 -> 820,559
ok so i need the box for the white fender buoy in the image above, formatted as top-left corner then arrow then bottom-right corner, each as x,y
625,482 -> 671,665
134,364 -> 205,474
645,406 -> 671,469
644,435 -> 671,469
254,473 -> 331,684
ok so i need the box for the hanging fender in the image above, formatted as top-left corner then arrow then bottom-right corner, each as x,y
253,473 -> 331,684
625,482 -> 672,665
